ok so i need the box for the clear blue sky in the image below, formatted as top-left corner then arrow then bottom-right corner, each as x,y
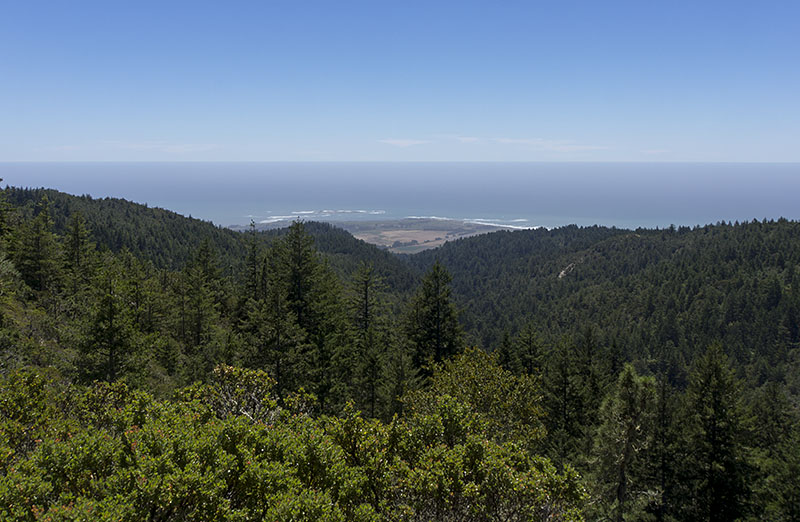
2,1 -> 798,162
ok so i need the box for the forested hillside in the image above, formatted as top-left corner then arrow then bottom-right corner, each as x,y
414,223 -> 800,383
4,187 -> 247,271
5,188 -> 417,290
1,186 -> 799,520
261,221 -> 418,295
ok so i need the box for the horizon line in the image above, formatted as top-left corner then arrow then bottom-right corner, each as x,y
3,160 -> 800,165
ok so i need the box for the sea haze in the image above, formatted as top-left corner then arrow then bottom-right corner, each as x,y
2,162 -> 799,229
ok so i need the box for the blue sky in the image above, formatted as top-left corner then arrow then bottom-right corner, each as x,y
2,1 -> 798,162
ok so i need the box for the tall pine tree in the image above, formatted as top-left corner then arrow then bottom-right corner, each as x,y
348,262 -> 389,417
681,342 -> 751,521
10,195 -> 60,293
404,260 -> 463,372
589,364 -> 657,521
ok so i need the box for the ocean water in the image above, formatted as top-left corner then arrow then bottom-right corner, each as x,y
2,162 -> 799,229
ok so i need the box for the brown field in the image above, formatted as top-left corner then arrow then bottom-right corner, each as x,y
236,218 -> 510,253
342,219 -> 506,253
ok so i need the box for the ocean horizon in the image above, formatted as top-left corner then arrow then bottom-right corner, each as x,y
3,162 -> 799,230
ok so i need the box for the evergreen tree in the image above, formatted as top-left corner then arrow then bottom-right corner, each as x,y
243,220 -> 263,302
514,322 -> 543,375
543,336 -> 583,469
650,369 -> 683,521
379,340 -> 421,420
0,180 -> 10,240
274,221 -> 351,412
494,330 -> 518,373
64,212 -> 92,275
649,340 -> 688,521
681,342 -> 751,521
348,262 -> 389,417
404,260 -> 463,371
82,255 -> 134,382
10,195 -> 60,293
309,259 -> 352,412
763,427 -> 800,521
281,221 -> 321,334
182,263 -> 218,350
243,245 -> 306,399
62,211 -> 95,294
589,364 -> 657,521
193,237 -> 222,283
575,326 -> 605,456
749,382 -> 800,520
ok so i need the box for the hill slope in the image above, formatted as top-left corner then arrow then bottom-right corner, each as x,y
5,187 -> 247,271
411,221 -> 800,383
3,186 -> 800,520
7,186 -> 800,382
4,187 -> 417,289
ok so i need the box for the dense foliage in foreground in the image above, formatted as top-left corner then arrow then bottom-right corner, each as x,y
0,355 -> 583,521
2,185 -> 800,520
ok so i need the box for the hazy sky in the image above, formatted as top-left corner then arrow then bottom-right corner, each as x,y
2,1 -> 798,162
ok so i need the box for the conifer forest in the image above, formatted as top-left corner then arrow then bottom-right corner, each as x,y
2,186 -> 800,521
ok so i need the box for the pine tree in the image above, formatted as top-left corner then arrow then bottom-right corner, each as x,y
244,245 -> 306,399
543,336 -> 583,469
348,262 -> 389,417
749,382 -> 800,520
651,369 -> 682,521
273,221 -> 351,412
310,259 -> 352,412
182,263 -> 217,350
649,340 -> 688,521
83,255 -> 134,382
590,364 -> 657,521
682,342 -> 751,521
10,195 -> 60,293
243,221 -> 263,302
514,322 -> 543,375
0,180 -> 10,240
404,260 -> 463,372
281,221 -> 320,334
765,427 -> 800,521
576,326 -> 604,456
61,211 -> 97,317
494,330 -> 518,373
379,340 -> 421,420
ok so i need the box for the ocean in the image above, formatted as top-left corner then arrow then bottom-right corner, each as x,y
2,162 -> 799,230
